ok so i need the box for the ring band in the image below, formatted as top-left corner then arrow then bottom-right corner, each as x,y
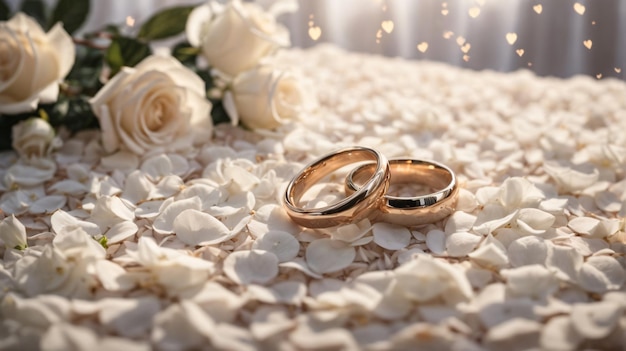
283,147 -> 390,228
345,159 -> 458,226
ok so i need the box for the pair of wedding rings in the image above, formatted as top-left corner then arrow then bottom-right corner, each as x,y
283,146 -> 459,228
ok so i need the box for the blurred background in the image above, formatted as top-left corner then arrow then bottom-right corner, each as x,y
5,0 -> 626,80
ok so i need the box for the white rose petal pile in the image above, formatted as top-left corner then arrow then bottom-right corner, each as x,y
1,45 -> 626,350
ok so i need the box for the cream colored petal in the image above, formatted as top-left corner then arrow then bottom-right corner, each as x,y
250,306 -> 295,341
28,195 -> 66,215
223,250 -> 279,284
95,260 -> 135,292
444,211 -> 477,234
7,13 -> 47,38
153,197 -> 202,235
446,231 -> 481,257
306,238 -> 355,274
151,303 -> 208,350
544,160 -> 599,193
501,264 -> 559,299
185,4 -> 215,47
100,150 -> 139,171
41,324 -> 98,351
140,154 -> 173,181
372,222 -> 411,250
568,216 -> 600,236
148,175 -> 184,200
45,22 -> 75,79
426,229 -> 446,255
540,315 -> 583,351
484,318 -> 541,351
578,256 -> 625,293
105,221 -> 138,244
570,301 -> 623,339
251,230 -> 300,262
0,215 -> 27,249
469,241 -> 509,269
508,236 -> 548,267
173,208 -> 236,246
98,297 -> 161,338
546,243 -> 583,283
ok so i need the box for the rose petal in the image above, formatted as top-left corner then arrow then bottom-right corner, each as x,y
250,306 -> 295,341
578,256 -> 625,293
148,175 -> 184,200
223,250 -> 279,285
100,151 -> 139,172
306,238 -> 356,274
426,229 -> 446,255
248,280 -> 306,305
568,216 -> 600,235
95,260 -> 135,291
469,242 -> 509,269
446,231 -> 481,257
545,244 -> 583,283
540,316 -> 583,351
501,264 -> 559,299
153,197 -> 202,234
484,318 -> 541,351
544,160 -> 599,193
508,236 -> 548,267
99,297 -> 161,337
51,210 -> 100,236
122,171 -> 153,204
105,221 -> 138,244
251,230 -> 300,262
570,301 -> 623,339
41,323 -> 98,351
140,154 -> 173,181
174,209 -> 249,246
48,180 -> 88,196
372,222 -> 411,250
444,211 -> 477,234
515,208 -> 555,234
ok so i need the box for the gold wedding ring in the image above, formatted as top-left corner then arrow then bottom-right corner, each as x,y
345,159 -> 458,226
283,147 -> 390,228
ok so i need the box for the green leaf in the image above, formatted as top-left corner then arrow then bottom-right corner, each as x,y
0,114 -> 34,151
14,244 -> 28,251
195,69 -> 214,91
210,101 -> 231,126
67,45 -> 104,94
20,0 -> 46,26
95,235 -> 108,249
172,41 -> 200,66
83,24 -> 120,39
49,0 -> 89,34
0,0 -> 10,21
42,95 -> 99,132
105,36 -> 151,76
137,6 -> 195,41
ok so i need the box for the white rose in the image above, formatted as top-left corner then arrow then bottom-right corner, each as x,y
186,0 -> 290,76
227,65 -> 304,129
0,13 -> 74,114
12,117 -> 61,159
0,215 -> 27,250
90,55 -> 213,155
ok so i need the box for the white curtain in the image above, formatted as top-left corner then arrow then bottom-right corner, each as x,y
7,0 -> 625,79
286,0 -> 626,80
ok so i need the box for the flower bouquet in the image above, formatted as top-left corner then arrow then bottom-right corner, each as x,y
0,0 -> 306,157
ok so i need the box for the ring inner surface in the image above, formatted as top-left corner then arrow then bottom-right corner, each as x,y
290,149 -> 378,208
351,160 -> 452,194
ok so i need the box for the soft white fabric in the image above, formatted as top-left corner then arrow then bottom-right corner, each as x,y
5,0 -> 625,79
